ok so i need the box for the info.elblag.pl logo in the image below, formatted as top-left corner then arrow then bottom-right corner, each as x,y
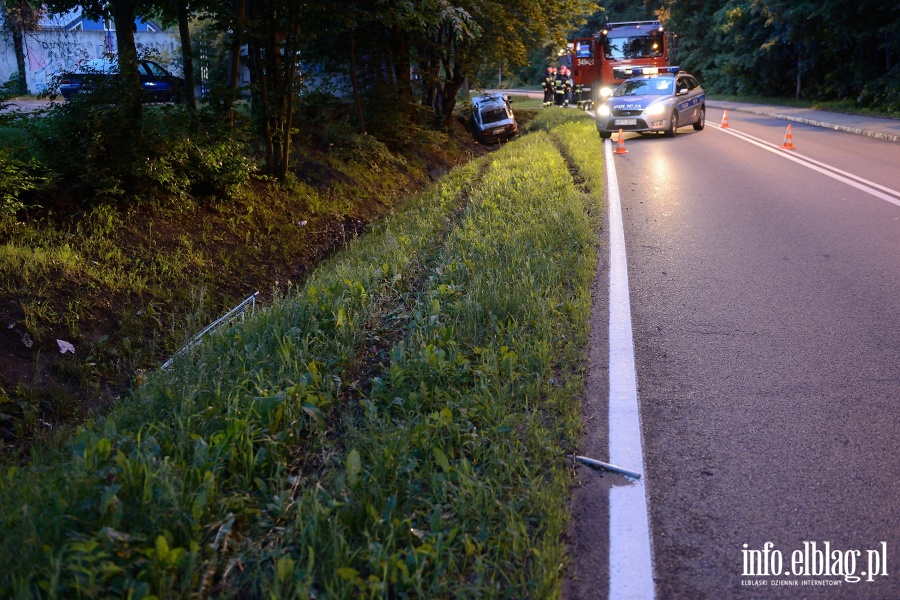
741,541 -> 889,585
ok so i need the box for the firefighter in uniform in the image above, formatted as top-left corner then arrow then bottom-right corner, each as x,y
543,67 -> 555,106
556,66 -> 573,107
574,81 -> 585,110
554,66 -> 567,106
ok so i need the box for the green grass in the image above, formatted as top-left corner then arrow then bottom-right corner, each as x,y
506,94 -> 545,110
0,114 -> 605,598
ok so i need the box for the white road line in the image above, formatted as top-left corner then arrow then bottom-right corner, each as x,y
711,124 -> 900,207
605,138 -> 656,600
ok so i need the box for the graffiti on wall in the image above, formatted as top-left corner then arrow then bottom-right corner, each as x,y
1,29 -> 179,94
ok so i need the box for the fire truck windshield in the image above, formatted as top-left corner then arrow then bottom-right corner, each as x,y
604,32 -> 664,60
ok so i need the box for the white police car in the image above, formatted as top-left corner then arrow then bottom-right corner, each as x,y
471,93 -> 519,143
595,66 -> 705,138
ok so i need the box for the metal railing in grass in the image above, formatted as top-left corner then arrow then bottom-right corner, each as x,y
161,291 -> 259,371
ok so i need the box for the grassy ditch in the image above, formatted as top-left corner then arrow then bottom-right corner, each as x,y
0,109 -> 602,598
0,107 -> 468,454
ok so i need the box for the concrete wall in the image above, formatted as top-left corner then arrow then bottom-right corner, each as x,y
0,29 -> 180,94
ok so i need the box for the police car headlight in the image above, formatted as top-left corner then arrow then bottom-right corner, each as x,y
599,87 -> 613,98
644,102 -> 666,117
598,104 -> 610,117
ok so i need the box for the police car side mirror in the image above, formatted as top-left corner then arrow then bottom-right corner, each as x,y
678,88 -> 688,95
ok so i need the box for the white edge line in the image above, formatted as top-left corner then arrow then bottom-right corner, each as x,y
605,138 -> 656,600
710,124 -> 900,208
713,123 -> 900,197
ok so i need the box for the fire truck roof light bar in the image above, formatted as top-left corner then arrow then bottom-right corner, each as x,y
605,20 -> 661,28
600,21 -> 664,36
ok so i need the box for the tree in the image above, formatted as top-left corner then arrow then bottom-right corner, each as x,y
45,0 -> 144,120
244,0 -> 314,180
419,0 -> 592,127
660,0 -> 899,105
1,0 -> 42,95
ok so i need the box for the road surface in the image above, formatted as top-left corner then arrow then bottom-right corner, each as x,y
566,108 -> 900,599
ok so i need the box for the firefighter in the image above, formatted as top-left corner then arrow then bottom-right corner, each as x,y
554,66 -> 567,106
542,66 -> 555,106
556,66 -> 571,107
541,67 -> 556,106
574,81 -> 585,110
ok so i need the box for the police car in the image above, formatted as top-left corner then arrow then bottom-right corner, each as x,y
595,67 -> 705,138
470,93 -> 519,143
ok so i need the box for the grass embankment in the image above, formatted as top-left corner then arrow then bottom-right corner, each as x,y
0,109 -> 602,598
0,115 -> 458,449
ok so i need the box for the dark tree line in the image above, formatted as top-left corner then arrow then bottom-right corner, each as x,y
562,1 -> 898,110
11,0 -> 592,181
658,0 -> 899,108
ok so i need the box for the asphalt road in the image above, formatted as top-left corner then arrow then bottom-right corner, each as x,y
597,111 -> 900,598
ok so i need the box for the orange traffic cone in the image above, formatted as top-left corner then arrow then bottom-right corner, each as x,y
781,124 -> 795,150
720,109 -> 730,128
614,129 -> 628,155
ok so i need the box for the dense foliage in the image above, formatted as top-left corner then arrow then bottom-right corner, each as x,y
508,1 -> 899,111
5,0 -> 591,184
659,0 -> 900,109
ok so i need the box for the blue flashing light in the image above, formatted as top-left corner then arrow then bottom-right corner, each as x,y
630,65 -> 681,76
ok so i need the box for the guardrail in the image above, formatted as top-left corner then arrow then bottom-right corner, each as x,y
161,291 -> 259,371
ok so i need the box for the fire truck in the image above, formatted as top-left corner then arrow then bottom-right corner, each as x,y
570,20 -> 669,110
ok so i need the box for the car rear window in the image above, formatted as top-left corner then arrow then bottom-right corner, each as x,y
481,107 -> 508,124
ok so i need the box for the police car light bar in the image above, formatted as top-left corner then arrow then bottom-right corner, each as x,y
630,65 -> 681,76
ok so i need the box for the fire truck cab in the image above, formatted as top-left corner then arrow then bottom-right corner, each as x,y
571,20 -> 669,110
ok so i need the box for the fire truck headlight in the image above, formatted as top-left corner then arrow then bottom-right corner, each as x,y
598,104 -> 610,117
599,87 -> 613,98
644,102 -> 666,117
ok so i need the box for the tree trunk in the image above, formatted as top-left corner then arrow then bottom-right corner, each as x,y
11,26 -> 27,95
264,20 -> 283,177
109,0 -> 142,122
248,38 -> 273,174
349,30 -> 367,135
440,65 -> 465,129
176,0 -> 196,109
227,0 -> 246,124
392,26 -> 416,125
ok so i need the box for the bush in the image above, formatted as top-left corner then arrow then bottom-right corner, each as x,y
0,147 -> 46,217
857,65 -> 900,114
34,83 -> 145,200
33,88 -> 255,204
140,111 -> 256,201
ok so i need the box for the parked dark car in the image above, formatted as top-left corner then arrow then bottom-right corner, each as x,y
58,59 -> 185,103
470,93 -> 518,143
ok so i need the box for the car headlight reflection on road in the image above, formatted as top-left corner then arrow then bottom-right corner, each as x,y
644,102 -> 666,117
598,104 -> 610,117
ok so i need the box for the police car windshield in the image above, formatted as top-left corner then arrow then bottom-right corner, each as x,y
614,76 -> 674,97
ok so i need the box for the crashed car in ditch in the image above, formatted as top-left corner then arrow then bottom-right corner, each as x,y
470,93 -> 518,143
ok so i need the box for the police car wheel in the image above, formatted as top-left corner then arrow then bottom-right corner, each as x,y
693,106 -> 705,131
664,111 -> 678,138
599,131 -> 612,139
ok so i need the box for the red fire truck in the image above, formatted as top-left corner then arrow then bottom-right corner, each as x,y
570,20 -> 669,110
